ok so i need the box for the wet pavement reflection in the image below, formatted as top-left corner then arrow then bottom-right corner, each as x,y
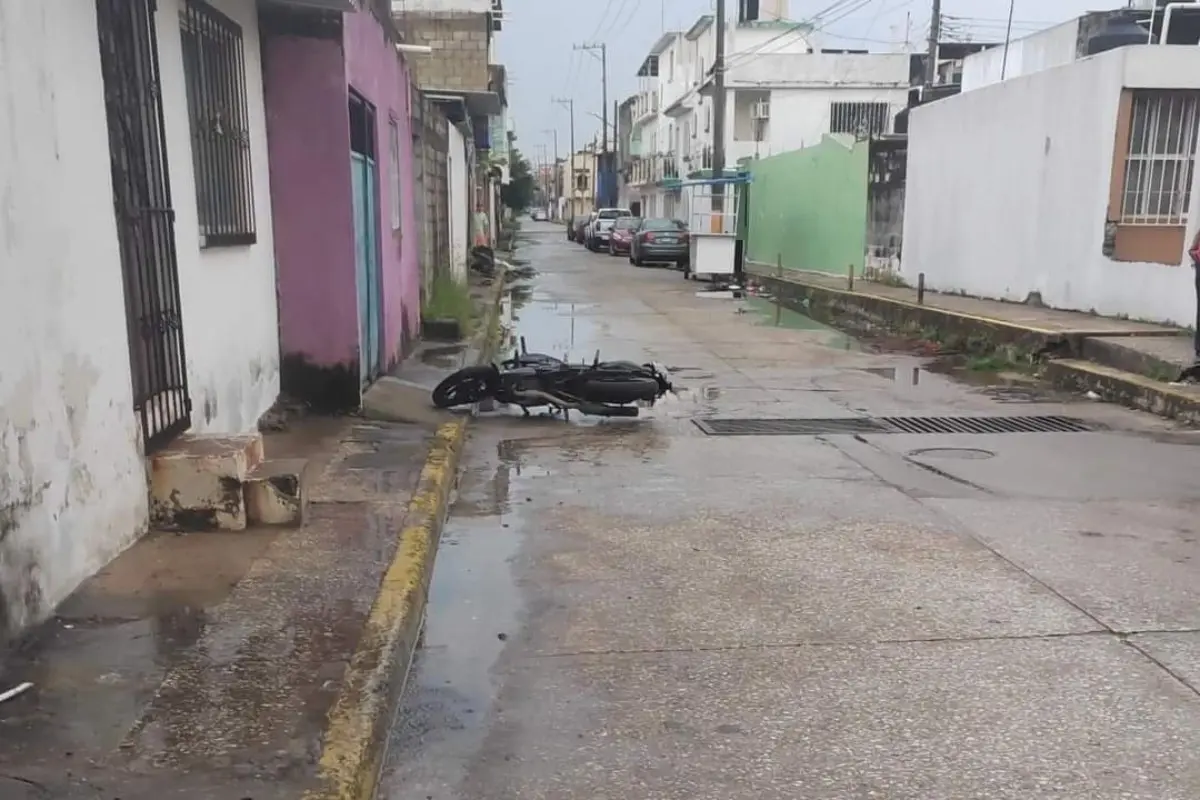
379,222 -> 1200,800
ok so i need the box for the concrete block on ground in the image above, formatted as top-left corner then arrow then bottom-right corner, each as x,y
362,376 -> 461,426
149,434 -> 264,532
244,458 -> 309,528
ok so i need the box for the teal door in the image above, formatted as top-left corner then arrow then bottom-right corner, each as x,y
350,94 -> 382,385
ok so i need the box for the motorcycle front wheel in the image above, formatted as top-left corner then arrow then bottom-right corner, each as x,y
432,366 -> 499,409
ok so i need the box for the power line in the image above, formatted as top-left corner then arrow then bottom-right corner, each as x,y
596,0 -> 632,41
584,0 -> 619,43
722,0 -> 883,71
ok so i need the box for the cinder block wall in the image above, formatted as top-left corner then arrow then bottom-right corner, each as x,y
398,12 -> 490,91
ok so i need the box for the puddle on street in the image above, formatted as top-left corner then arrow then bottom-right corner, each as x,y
859,358 -> 1067,403
385,421 -> 674,787
741,297 -> 859,350
505,290 -> 603,361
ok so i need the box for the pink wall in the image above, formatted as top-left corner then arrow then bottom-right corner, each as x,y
262,33 -> 358,370
345,11 -> 422,370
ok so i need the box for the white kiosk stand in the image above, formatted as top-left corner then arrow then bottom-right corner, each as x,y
681,177 -> 747,286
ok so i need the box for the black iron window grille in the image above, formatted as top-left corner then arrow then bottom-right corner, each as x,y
830,101 -> 891,138
180,0 -> 256,247
96,0 -> 193,452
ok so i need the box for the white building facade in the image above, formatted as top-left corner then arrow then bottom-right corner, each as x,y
622,1 -> 909,222
904,44 -> 1200,326
0,0 -> 282,637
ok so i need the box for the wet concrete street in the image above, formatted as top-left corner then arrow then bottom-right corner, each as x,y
378,221 -> 1200,799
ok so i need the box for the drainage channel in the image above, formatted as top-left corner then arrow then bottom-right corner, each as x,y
693,415 -> 1102,437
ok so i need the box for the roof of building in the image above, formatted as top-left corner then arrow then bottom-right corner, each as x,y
637,32 -> 679,77
685,14 -> 713,40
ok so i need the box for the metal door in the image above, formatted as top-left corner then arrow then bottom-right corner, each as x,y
865,136 -> 907,278
96,0 -> 191,452
350,93 -> 382,384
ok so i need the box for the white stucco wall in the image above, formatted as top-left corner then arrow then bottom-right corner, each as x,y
904,45 -> 1200,326
0,1 -> 148,636
156,0 -> 280,433
960,18 -> 1081,92
739,85 -> 909,161
447,123 -> 470,280
0,0 -> 281,638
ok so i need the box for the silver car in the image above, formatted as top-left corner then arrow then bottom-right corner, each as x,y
586,208 -> 632,252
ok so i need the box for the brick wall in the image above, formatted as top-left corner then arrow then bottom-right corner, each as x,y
397,12 -> 490,92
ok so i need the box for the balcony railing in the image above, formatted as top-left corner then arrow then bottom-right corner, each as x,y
629,152 -> 680,185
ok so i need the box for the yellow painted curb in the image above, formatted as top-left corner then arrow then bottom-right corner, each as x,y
305,269 -> 508,800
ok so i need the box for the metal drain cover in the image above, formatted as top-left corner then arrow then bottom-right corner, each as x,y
693,415 -> 1100,436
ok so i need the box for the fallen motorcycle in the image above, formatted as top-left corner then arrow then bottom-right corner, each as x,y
431,339 -> 673,418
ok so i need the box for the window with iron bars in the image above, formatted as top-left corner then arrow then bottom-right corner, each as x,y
181,0 -> 256,247
1120,90 -> 1200,226
830,101 -> 890,137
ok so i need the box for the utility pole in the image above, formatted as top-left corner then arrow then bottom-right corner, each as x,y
999,0 -> 1016,80
535,143 -> 549,210
553,97 -> 576,217
542,128 -> 559,217
574,43 -> 608,152
710,0 -> 728,215
924,0 -> 942,90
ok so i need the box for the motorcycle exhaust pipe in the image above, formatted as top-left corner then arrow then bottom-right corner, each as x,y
578,402 -> 639,417
509,390 -> 640,417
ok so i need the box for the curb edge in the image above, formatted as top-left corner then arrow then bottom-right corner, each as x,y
306,269 -> 509,800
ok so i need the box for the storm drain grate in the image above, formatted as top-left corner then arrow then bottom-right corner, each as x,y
694,418 -> 890,436
693,415 -> 1100,436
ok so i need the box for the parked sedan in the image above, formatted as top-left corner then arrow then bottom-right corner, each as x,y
629,218 -> 689,267
607,217 -> 641,256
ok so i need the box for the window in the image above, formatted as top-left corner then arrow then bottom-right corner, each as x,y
829,101 -> 890,137
389,118 -> 402,230
1120,90 -> 1200,226
180,0 -> 256,247
739,0 -> 760,23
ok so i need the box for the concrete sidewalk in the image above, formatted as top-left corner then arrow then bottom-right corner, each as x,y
0,270 -> 509,800
0,416 -> 433,799
747,265 -> 1200,425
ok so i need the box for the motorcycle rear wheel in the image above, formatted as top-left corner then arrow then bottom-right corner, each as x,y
432,366 -> 498,409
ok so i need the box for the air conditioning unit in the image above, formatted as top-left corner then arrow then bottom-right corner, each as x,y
751,100 -> 771,120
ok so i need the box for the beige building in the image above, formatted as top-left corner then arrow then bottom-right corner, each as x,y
566,146 -> 598,220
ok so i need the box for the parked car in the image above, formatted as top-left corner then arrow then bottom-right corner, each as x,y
574,214 -> 593,245
587,208 -> 632,251
531,208 -> 547,221
629,217 -> 689,267
608,217 -> 641,256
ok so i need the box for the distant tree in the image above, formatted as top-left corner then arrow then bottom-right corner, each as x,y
501,147 -> 535,212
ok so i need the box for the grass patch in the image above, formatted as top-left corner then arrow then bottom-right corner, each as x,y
423,273 -> 476,334
963,354 -> 1014,372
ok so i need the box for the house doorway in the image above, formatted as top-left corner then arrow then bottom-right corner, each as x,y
350,91 -> 383,386
95,0 -> 191,452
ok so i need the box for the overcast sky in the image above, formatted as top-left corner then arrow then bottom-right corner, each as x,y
498,0 -> 1112,163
